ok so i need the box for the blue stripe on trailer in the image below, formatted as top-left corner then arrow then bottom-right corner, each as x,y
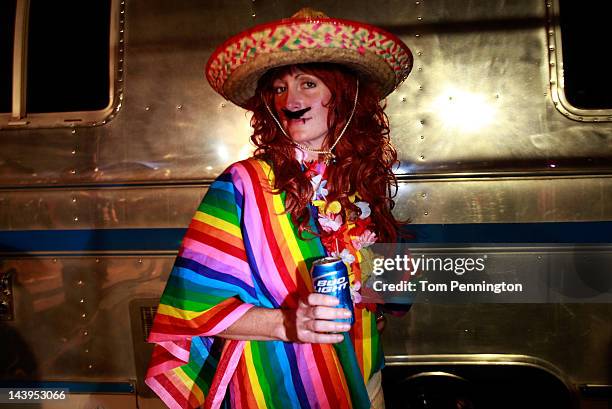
0,222 -> 610,253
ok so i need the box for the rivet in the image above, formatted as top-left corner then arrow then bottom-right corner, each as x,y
145,106 -> 151,111
85,349 -> 89,353
550,62 -> 555,67
138,259 -> 143,263
421,193 -> 427,198
80,298 -> 85,303
417,51 -> 423,56
77,280 -> 84,286
81,313 -> 87,318
548,46 -> 555,51
578,117 -> 583,121
420,135 -> 425,139
424,211 -> 429,215
74,217 -> 79,222
550,80 -> 556,85
71,149 -> 76,155
448,96 -> 453,100
220,102 -> 226,108
70,169 -> 76,175
420,155 -> 425,160
94,167 -> 99,172
418,85 -> 424,91
252,12 -> 256,18
417,67 -> 423,71
95,258 -> 100,263
415,0 -> 420,3
72,197 -> 77,203
401,97 -> 407,102
88,364 -> 93,369
420,119 -> 425,125
71,129 -> 76,134
417,16 -> 422,21
176,104 -> 183,110
415,34 -> 420,38
53,258 -> 57,263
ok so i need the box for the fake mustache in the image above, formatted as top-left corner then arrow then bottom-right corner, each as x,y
282,107 -> 311,119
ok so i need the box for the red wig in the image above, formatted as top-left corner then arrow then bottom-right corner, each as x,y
245,63 -> 402,242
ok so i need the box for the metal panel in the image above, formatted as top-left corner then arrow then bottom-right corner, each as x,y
0,186 -> 206,230
393,175 -> 612,224
0,0 -> 610,187
1,256 -> 172,380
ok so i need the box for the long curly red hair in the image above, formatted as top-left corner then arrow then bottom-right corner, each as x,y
245,63 -> 402,242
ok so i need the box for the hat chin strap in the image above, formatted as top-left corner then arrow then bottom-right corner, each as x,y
262,79 -> 359,165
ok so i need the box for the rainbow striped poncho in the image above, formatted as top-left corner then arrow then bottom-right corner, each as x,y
146,158 -> 383,409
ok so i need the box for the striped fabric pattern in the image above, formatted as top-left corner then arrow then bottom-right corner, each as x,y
146,158 -> 383,409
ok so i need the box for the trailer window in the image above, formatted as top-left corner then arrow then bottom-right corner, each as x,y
26,0 -> 111,113
0,0 -> 16,113
558,0 -> 612,110
0,0 -> 122,129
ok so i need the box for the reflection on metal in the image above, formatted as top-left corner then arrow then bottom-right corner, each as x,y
546,0 -> 612,122
385,354 -> 573,394
431,88 -> 497,133
0,268 -> 15,320
0,185 -> 206,230
9,0 -> 29,124
394,175 -> 612,224
1,256 -> 173,379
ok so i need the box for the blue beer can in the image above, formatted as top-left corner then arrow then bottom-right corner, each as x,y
311,257 -> 354,325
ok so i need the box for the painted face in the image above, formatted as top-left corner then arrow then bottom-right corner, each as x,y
272,69 -> 332,150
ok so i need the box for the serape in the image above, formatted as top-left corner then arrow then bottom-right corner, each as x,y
145,158 -> 383,409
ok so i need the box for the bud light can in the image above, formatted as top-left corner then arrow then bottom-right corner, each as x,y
311,257 -> 354,325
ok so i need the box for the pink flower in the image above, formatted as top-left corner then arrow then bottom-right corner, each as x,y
351,229 -> 378,250
350,280 -> 362,304
318,213 -> 343,232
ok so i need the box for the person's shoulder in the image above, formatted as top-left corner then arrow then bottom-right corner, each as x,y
221,157 -> 273,180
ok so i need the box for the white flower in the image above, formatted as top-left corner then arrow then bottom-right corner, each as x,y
332,248 -> 355,265
310,174 -> 329,200
318,213 -> 342,232
355,201 -> 371,219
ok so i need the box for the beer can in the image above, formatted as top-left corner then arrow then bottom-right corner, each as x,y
311,257 -> 354,325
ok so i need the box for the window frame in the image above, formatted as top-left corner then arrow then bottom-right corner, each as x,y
546,0 -> 612,122
0,0 -> 124,130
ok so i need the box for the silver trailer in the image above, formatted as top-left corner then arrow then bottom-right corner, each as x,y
0,0 -> 610,408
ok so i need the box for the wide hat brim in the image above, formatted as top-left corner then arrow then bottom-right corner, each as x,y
206,15 -> 413,108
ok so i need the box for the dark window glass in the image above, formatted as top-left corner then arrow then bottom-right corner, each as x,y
0,0 -> 16,113
559,0 -> 612,109
26,0 -> 111,113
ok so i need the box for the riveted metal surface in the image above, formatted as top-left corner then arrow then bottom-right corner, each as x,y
393,175 -> 612,224
1,256 -> 173,379
0,185 -> 206,230
0,0 -> 610,188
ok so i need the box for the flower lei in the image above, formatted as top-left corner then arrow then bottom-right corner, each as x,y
301,156 -> 378,310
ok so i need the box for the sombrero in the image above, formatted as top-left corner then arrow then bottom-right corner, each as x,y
205,8 -> 413,108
